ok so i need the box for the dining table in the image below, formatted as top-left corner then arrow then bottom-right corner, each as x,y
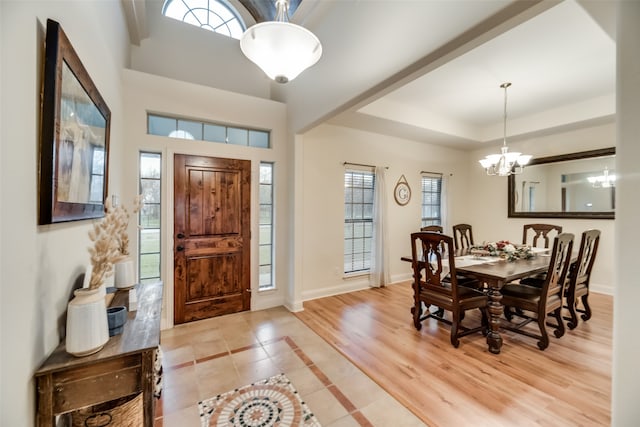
401,248 -> 558,354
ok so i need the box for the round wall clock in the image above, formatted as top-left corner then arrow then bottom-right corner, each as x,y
394,175 -> 411,206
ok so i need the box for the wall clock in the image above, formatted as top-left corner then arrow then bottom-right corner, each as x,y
394,175 -> 411,206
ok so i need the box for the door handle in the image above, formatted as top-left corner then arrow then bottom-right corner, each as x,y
176,245 -> 184,252
177,233 -> 185,239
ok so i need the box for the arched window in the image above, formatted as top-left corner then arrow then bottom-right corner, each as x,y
162,0 -> 246,40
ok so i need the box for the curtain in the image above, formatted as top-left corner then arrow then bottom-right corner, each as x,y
440,174 -> 450,234
370,166 -> 389,287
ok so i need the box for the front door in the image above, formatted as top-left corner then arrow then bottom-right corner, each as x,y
173,154 -> 251,324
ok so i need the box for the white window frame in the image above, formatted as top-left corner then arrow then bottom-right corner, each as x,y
344,167 -> 375,274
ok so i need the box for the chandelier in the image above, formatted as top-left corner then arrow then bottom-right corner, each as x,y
587,166 -> 616,188
479,83 -> 532,176
240,0 -> 322,83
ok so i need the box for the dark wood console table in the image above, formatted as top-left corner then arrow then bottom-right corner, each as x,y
35,281 -> 163,426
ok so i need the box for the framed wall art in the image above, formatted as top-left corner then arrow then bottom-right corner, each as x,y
394,174 -> 411,206
39,19 -> 110,224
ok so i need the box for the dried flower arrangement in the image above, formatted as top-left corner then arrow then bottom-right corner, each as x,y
87,195 -> 142,289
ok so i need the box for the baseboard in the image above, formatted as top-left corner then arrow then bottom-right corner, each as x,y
252,292 -> 286,311
302,279 -> 371,302
590,283 -> 613,296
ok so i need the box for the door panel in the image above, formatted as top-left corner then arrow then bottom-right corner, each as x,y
174,154 -> 251,324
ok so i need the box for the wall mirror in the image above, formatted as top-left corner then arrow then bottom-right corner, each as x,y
508,148 -> 615,219
39,19 -> 110,224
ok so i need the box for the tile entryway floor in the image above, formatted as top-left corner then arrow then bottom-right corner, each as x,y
155,306 -> 425,427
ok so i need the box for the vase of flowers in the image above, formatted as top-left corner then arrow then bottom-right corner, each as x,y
111,195 -> 142,289
470,240 -> 534,262
65,195 -> 141,356
65,284 -> 109,356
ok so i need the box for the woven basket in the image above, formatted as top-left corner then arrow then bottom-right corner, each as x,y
71,393 -> 142,427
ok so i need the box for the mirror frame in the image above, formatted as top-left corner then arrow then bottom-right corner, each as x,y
508,147 -> 615,219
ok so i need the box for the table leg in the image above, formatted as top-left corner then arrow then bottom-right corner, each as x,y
486,282 -> 504,354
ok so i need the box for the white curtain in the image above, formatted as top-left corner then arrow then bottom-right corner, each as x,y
440,174 -> 450,234
370,166 -> 390,287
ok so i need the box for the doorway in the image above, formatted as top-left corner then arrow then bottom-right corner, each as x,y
173,154 -> 251,324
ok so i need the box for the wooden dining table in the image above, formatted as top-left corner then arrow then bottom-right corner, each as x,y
401,251 -> 557,354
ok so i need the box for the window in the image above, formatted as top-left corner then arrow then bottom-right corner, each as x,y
259,163 -> 274,290
421,174 -> 442,227
147,114 -> 270,148
139,152 -> 162,284
88,147 -> 105,203
162,0 -> 246,40
344,168 -> 375,274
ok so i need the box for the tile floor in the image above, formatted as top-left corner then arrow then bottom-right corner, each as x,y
155,306 -> 425,427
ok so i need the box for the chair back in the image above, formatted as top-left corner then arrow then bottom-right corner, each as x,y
452,224 -> 474,250
421,225 -> 443,233
571,229 -> 600,287
410,232 -> 458,299
540,233 -> 574,304
523,223 -> 563,248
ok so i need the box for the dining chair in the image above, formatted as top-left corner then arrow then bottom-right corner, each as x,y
522,223 -> 563,248
565,229 -> 600,329
520,223 -> 563,286
452,224 -> 474,250
410,231 -> 488,348
421,225 -> 443,233
501,233 -> 574,350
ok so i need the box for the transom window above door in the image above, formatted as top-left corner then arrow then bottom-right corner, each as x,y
163,0 -> 246,39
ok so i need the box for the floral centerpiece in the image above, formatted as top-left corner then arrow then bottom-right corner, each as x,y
470,240 -> 534,262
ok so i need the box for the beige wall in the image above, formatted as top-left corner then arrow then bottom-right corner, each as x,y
121,69 -> 291,327
469,122 -> 615,294
0,1 -> 129,425
298,124 -> 473,301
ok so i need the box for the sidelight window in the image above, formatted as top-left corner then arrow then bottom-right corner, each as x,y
259,163 -> 275,291
139,152 -> 162,284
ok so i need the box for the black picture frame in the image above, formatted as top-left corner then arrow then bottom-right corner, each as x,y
39,19 -> 110,224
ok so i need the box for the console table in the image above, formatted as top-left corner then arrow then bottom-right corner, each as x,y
35,281 -> 163,426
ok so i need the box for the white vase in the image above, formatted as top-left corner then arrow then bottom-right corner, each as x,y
65,287 -> 109,357
114,258 -> 135,289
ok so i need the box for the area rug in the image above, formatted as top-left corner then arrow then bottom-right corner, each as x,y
198,373 -> 321,427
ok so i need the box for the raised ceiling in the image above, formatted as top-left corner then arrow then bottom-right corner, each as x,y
125,0 -> 616,151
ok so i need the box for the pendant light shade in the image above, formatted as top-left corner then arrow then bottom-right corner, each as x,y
240,0 -> 322,83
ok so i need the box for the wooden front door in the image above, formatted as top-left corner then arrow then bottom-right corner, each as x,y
174,154 -> 251,324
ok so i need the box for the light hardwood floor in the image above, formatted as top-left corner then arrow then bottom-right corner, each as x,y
295,281 -> 612,427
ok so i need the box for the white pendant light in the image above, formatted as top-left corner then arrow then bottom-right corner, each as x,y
240,0 -> 322,83
479,83 -> 532,176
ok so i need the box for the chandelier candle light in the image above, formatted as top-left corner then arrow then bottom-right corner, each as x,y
240,0 -> 322,83
479,83 -> 532,176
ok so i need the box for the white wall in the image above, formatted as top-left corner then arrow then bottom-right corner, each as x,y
121,69 -> 291,327
469,122 -> 616,294
613,0 -> 640,423
298,124 -> 473,301
0,1 -> 129,425
130,0 -> 271,100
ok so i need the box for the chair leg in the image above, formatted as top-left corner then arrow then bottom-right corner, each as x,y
536,314 -> 550,351
450,309 -> 460,348
413,301 -> 422,331
503,305 -> 514,322
552,307 -> 565,338
480,307 -> 489,336
580,294 -> 592,321
566,293 -> 579,330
